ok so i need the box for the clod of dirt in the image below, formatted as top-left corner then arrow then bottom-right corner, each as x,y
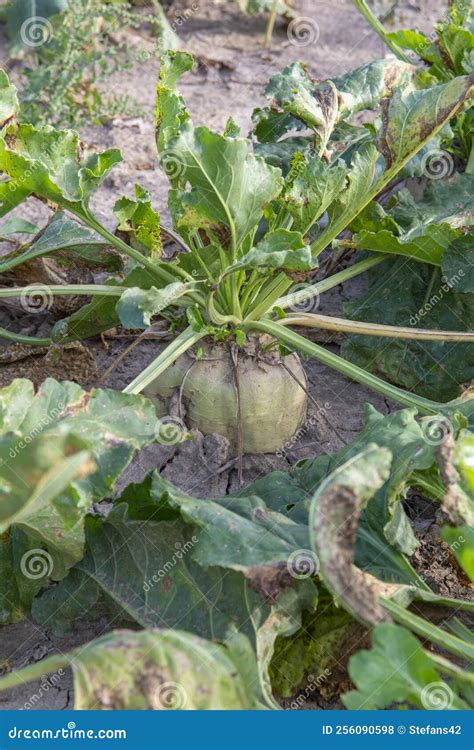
161,429 -> 231,498
411,522 -> 474,601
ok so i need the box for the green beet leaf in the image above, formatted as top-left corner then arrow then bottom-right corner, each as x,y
116,282 -> 194,330
0,117 -> 122,217
343,258 -> 474,401
114,185 -> 162,260
0,377 -> 158,623
344,623 -> 471,709
0,211 -> 121,274
224,230 -> 313,275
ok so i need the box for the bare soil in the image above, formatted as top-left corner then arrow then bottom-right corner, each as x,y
1,0 -> 468,711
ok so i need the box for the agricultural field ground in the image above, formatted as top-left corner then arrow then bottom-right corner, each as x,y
0,0 -> 471,713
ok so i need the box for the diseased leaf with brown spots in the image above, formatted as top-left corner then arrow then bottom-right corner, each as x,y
0,629 -> 263,709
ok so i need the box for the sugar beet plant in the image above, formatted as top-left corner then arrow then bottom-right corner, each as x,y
0,52 -> 473,455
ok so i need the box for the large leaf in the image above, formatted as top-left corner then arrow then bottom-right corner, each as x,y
258,66 -> 473,258
116,282 -> 194,330
0,629 -> 263,709
442,235 -> 474,293
156,52 -> 283,249
30,406 -> 469,702
32,491 -> 256,638
262,63 -> 338,156
0,377 -> 158,623
31,480 -> 317,702
258,59 -> 413,154
164,124 -> 283,249
0,86 -> 122,216
351,172 -> 473,265
379,75 -> 473,167
327,58 -> 414,118
311,143 -> 379,254
343,258 -> 474,401
0,211 -> 121,273
283,155 -> 347,235
309,445 -> 406,625
155,50 -> 193,153
150,407 -> 430,578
